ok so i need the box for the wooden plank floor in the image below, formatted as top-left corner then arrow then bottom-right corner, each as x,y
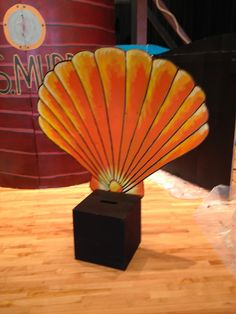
1,178 -> 236,314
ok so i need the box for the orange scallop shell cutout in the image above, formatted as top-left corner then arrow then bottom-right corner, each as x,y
38,48 -> 209,197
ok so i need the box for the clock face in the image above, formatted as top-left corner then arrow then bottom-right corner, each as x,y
3,4 -> 46,51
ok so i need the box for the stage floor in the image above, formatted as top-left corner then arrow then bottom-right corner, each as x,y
1,173 -> 236,314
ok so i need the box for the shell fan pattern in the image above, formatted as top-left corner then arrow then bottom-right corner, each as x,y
38,48 -> 209,197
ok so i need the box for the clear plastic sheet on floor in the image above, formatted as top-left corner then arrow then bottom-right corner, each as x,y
195,185 -> 236,277
149,170 -> 209,199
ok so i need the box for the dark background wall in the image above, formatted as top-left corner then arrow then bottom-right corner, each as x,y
163,0 -> 236,42
116,0 -> 236,46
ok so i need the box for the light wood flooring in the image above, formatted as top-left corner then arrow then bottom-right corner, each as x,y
0,176 -> 236,314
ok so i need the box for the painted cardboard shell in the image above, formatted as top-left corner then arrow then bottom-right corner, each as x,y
38,47 -> 209,197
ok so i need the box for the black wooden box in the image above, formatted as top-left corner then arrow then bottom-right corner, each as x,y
73,190 -> 141,270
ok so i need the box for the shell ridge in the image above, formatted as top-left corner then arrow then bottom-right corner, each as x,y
40,84 -> 82,137
39,86 -> 78,136
122,81 -> 198,187
122,68 -> 195,186
120,64 -> 179,186
123,123 -> 209,193
116,50 -> 128,182
53,67 -> 106,175
43,73 -> 87,137
114,50 -> 151,182
39,86 -> 109,185
38,102 -> 106,182
124,124 -> 209,193
70,59 -> 110,171
123,104 -> 208,190
94,51 -> 115,179
117,51 -> 153,183
118,59 -> 167,185
123,107 -> 208,191
41,79 -> 107,181
71,56 -> 113,182
63,60 -> 112,184
39,87 -> 89,149
90,176 -> 109,192
73,51 -> 114,180
124,93 -> 205,187
45,72 -> 81,123
125,181 -> 144,196
95,47 -> 128,181
38,116 -> 99,180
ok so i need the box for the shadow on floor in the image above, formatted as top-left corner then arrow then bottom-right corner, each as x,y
129,247 -> 195,271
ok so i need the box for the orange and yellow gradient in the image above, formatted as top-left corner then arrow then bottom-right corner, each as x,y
38,48 -> 209,198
